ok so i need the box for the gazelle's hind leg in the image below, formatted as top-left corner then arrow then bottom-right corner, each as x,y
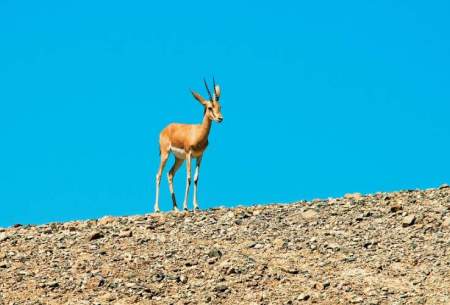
167,157 -> 184,211
154,150 -> 169,213
193,156 -> 203,211
182,152 -> 192,211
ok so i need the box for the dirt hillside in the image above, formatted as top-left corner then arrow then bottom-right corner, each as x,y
1,185 -> 449,305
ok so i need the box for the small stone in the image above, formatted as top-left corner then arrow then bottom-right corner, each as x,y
0,233 -> 9,242
184,260 -> 197,267
281,266 -> 300,274
119,230 -> 132,238
179,275 -> 188,284
208,257 -> 219,264
344,193 -> 362,200
84,275 -> 106,289
98,216 -> 115,226
46,281 -> 59,288
327,243 -> 340,251
0,261 -> 9,268
314,281 -> 330,290
18,270 -> 29,276
302,209 -> 319,220
252,210 -> 262,216
152,272 -> 165,282
390,205 -> 403,213
98,276 -> 106,287
344,255 -> 357,262
246,242 -> 257,248
125,282 -> 138,288
438,183 -> 449,189
214,284 -> 228,293
165,274 -> 180,282
207,248 -> 222,258
100,293 -> 116,302
441,217 -> 450,229
351,296 -> 363,303
402,215 -> 416,227
222,211 -> 235,221
88,231 -> 104,241
273,238 -> 287,249
297,293 -> 310,301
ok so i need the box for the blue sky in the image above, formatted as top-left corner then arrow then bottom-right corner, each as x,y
1,1 -> 449,227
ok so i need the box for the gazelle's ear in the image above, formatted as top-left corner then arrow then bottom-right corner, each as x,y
191,90 -> 207,105
214,85 -> 221,101
212,77 -> 221,101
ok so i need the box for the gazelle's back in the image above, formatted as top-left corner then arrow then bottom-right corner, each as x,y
160,123 -> 199,150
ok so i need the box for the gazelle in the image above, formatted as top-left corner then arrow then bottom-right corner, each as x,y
154,78 -> 223,212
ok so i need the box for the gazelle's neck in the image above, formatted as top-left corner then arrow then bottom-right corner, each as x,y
198,112 -> 212,141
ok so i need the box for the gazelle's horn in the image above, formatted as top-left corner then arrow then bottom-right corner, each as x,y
203,78 -> 213,101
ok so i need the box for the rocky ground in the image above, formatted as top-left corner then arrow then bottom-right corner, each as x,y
1,185 -> 449,305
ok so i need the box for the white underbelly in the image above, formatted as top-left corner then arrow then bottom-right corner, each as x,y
170,146 -> 187,159
170,146 -> 203,159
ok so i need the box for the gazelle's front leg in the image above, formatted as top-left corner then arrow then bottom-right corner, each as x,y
182,152 -> 192,211
193,156 -> 203,210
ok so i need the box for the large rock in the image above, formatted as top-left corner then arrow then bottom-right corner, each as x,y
402,215 -> 416,227
442,217 -> 450,229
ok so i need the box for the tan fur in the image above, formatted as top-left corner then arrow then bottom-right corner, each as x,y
154,81 -> 223,212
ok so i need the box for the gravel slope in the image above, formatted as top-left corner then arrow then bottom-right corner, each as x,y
1,185 -> 449,305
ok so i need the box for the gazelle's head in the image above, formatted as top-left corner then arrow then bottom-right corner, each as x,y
191,78 -> 223,123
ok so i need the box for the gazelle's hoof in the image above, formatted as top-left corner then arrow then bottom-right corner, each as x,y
183,207 -> 189,212
154,207 -> 161,213
173,207 -> 180,212
193,207 -> 200,212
